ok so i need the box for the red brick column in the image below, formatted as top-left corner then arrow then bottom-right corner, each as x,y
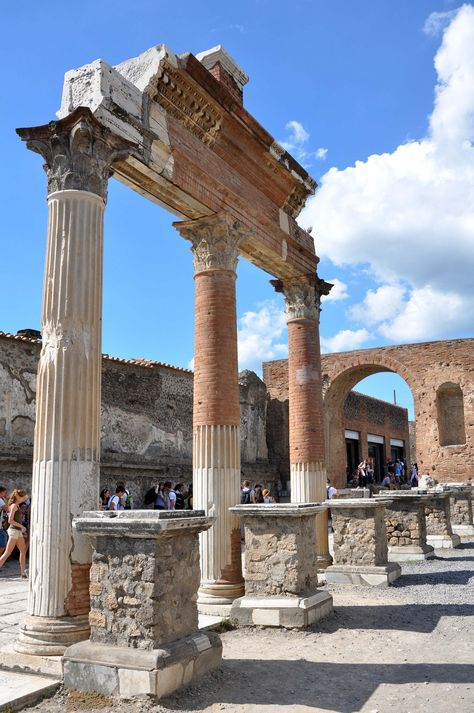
274,275 -> 333,569
174,213 -> 246,612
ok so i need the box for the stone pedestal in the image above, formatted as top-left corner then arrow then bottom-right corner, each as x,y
447,486 -> 474,539
374,493 -> 434,561
229,504 -> 333,627
63,511 -> 222,699
326,499 -> 401,587
422,491 -> 461,549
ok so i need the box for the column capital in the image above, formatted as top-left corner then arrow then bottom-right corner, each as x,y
16,107 -> 137,201
173,212 -> 247,274
271,274 -> 333,321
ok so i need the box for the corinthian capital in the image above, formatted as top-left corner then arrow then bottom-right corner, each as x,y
173,212 -> 247,274
272,274 -> 333,321
16,107 -> 136,201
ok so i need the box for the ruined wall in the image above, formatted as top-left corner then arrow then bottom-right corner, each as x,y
0,333 -> 274,502
263,339 -> 474,487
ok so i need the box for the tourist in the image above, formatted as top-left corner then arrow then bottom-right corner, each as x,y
0,489 -> 29,578
108,485 -> 126,511
99,488 -> 110,510
174,483 -> 185,510
0,486 -> 8,557
262,488 -> 274,503
394,459 -> 403,483
240,480 -> 251,504
154,483 -> 167,510
357,460 -> 368,487
251,484 -> 264,504
163,481 -> 176,510
326,479 -> 338,499
410,463 -> 419,487
185,483 -> 193,509
116,480 -> 133,509
381,473 -> 391,489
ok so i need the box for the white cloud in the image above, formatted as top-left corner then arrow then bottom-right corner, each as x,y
237,301 -> 288,372
300,5 -> 474,344
349,285 -> 406,325
322,277 -> 349,302
423,10 -> 457,36
321,329 -> 372,353
315,147 -> 328,160
285,120 -> 310,145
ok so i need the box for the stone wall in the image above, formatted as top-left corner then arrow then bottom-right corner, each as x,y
385,503 -> 426,547
0,333 -> 275,502
424,495 -> 452,536
449,490 -> 473,526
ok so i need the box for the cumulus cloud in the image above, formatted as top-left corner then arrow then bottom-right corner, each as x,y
321,329 -> 372,354
300,4 -> 474,344
423,10 -> 457,36
237,301 -> 288,372
322,277 -> 349,302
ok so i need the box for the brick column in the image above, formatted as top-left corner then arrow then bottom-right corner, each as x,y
15,109 -> 134,654
273,275 -> 333,569
174,213 -> 246,613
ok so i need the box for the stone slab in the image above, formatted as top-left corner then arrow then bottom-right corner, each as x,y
230,591 -> 333,628
427,533 -> 461,549
62,631 -> 222,699
388,545 -> 435,562
0,669 -> 59,712
325,562 -> 401,587
452,524 -> 474,538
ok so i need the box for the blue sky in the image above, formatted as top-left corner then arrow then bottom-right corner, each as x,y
2,1 -> 474,420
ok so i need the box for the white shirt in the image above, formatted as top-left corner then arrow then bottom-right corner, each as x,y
108,495 -> 124,511
327,486 -> 338,500
167,490 -> 176,509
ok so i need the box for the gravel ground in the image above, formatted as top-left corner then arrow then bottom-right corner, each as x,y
25,541 -> 474,713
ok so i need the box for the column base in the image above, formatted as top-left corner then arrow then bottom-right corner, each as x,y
388,545 -> 434,562
452,524 -> 474,539
325,563 -> 401,587
317,553 -> 333,571
197,581 -> 244,617
15,614 -> 90,656
230,591 -> 333,629
426,534 -> 461,549
63,632 -> 222,699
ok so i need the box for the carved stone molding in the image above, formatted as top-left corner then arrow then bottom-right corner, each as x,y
16,107 -> 137,200
148,60 -> 222,147
173,213 -> 247,274
272,275 -> 333,321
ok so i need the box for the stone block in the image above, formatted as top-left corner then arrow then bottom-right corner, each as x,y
426,533 -> 461,549
325,562 -> 401,587
231,591 -> 333,629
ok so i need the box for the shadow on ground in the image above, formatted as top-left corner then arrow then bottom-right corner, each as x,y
319,603 -> 474,633
166,661 -> 474,712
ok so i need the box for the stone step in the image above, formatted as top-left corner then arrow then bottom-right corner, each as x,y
0,668 -> 59,712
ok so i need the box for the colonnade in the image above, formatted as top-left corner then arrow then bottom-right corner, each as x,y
16,109 -> 330,652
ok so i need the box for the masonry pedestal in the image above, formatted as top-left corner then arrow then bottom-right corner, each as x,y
326,499 -> 401,587
422,491 -> 461,549
374,492 -> 434,561
229,504 -> 333,627
446,485 -> 474,539
62,511 -> 222,699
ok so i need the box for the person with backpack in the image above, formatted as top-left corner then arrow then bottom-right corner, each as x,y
108,485 -> 126,511
174,484 -> 185,510
240,480 -> 251,504
163,482 -> 176,510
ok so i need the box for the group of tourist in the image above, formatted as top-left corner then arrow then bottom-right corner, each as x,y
348,457 -> 419,490
240,480 -> 275,504
0,485 -> 30,578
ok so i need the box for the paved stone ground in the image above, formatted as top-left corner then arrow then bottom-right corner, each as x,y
3,541 -> 474,713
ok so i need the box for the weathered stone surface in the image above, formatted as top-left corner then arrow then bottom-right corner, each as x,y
375,493 -> 434,561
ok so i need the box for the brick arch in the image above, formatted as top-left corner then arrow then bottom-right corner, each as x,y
322,355 -> 417,487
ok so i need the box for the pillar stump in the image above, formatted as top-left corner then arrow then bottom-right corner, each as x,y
446,486 -> 474,539
374,493 -> 434,561
63,511 -> 222,700
229,504 -> 333,628
326,499 -> 401,587
422,491 -> 461,549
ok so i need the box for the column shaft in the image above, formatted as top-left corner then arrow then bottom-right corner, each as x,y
17,190 -> 104,653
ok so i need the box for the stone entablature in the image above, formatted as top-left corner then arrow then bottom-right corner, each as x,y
55,45 -> 318,280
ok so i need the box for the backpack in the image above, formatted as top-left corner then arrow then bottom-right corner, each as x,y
240,489 -> 251,504
144,487 -> 156,506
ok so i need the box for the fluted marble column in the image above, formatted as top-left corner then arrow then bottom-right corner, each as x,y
273,275 -> 333,569
15,109 -> 134,654
174,213 -> 246,613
